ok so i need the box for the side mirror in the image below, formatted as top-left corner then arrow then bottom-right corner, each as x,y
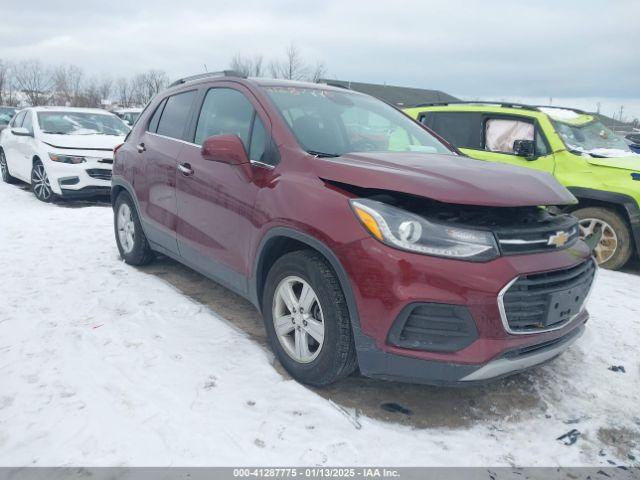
201,134 -> 249,165
513,139 -> 535,159
11,127 -> 32,137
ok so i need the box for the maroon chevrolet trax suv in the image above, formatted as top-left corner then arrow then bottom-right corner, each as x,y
111,71 -> 596,387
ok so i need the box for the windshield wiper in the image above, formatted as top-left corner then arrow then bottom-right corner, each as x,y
42,131 -> 68,135
307,150 -> 340,158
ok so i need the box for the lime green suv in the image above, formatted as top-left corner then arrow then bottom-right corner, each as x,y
404,102 -> 640,269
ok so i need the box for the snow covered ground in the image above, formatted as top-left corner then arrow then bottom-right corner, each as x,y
0,182 -> 638,467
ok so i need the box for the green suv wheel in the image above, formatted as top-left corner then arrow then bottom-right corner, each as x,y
574,207 -> 632,270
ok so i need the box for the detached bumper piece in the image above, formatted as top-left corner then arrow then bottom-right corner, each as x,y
387,303 -> 478,352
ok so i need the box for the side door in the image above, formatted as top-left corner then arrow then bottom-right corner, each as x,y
175,85 -> 272,294
135,89 -> 198,254
16,111 -> 37,179
2,110 -> 26,181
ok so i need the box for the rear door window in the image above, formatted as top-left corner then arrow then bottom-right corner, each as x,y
420,111 -> 483,149
156,90 -> 197,140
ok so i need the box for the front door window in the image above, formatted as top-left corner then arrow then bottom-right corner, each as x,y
485,118 -> 534,154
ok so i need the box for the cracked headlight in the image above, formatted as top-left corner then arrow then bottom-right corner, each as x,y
350,198 -> 499,261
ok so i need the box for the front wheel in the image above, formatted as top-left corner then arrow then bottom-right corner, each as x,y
31,160 -> 55,202
574,207 -> 632,270
262,250 -> 357,387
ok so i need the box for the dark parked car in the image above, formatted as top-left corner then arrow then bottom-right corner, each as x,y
111,71 -> 596,386
0,106 -> 17,132
626,133 -> 640,153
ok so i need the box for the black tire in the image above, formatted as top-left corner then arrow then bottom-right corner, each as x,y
31,160 -> 56,203
573,206 -> 632,270
262,250 -> 358,387
114,191 -> 155,266
0,149 -> 18,184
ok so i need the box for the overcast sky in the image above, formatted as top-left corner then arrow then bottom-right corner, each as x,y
1,0 -> 638,119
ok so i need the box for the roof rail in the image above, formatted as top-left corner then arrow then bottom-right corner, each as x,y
409,100 -> 541,111
169,70 -> 247,87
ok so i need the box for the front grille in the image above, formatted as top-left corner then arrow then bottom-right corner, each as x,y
387,303 -> 478,352
86,168 -> 112,180
500,259 -> 596,333
496,215 -> 580,255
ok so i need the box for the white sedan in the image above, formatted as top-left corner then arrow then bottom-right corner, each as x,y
0,107 -> 129,202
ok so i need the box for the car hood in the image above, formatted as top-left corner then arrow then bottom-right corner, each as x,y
40,133 -> 126,151
585,155 -> 640,172
313,152 -> 577,207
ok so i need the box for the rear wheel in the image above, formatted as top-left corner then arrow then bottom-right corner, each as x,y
262,250 -> 357,387
114,191 -> 155,266
31,160 -> 55,202
0,150 -> 17,184
573,207 -> 632,270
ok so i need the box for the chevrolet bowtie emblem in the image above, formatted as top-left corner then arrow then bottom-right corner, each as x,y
548,231 -> 569,247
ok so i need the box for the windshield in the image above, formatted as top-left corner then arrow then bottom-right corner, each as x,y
0,107 -> 16,125
552,119 -> 635,157
263,86 -> 451,157
37,111 -> 130,136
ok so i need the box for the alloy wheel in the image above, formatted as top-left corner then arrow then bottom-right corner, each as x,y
272,276 -> 325,363
31,163 -> 52,201
579,217 -> 618,264
117,203 -> 136,254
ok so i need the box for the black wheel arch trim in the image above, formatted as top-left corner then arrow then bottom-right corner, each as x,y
567,186 -> 640,250
251,228 -> 361,326
250,227 -> 379,363
111,178 -> 138,209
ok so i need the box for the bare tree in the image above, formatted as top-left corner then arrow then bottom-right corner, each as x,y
310,61 -> 326,83
132,70 -> 169,105
52,64 -> 83,106
270,43 -> 309,80
79,77 -> 102,108
97,76 -> 112,104
230,54 -> 264,77
236,44 -> 327,82
13,60 -> 51,106
116,77 -> 134,107
0,59 -> 10,105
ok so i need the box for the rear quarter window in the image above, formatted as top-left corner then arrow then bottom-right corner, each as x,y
155,90 -> 197,140
420,111 -> 483,150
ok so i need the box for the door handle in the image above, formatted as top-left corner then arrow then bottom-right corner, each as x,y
177,162 -> 194,176
136,142 -> 146,153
